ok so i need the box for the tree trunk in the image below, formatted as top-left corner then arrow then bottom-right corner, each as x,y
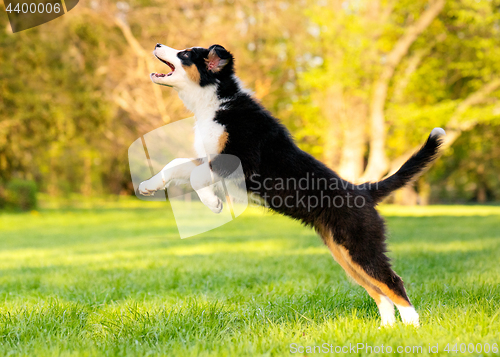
361,0 -> 446,182
338,124 -> 365,182
394,185 -> 419,205
338,96 -> 367,182
82,153 -> 92,197
113,17 -> 171,124
322,85 -> 344,170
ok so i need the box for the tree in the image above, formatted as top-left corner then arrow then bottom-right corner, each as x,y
1,0 -> 499,203
294,0 -> 500,201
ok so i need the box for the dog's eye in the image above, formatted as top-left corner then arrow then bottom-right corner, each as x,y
181,52 -> 190,58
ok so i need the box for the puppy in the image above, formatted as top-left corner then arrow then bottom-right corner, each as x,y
139,43 -> 446,327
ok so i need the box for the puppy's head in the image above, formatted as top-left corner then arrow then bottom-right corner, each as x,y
150,44 -> 234,89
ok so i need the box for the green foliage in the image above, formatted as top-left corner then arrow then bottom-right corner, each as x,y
430,124 -> 500,203
0,9 -> 122,195
0,203 -> 499,355
2,179 -> 37,211
1,0 -> 500,201
385,101 -> 456,157
292,0 -> 500,197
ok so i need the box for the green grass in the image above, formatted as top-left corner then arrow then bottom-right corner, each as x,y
0,200 -> 499,356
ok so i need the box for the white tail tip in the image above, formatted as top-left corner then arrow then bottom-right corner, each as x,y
430,127 -> 446,138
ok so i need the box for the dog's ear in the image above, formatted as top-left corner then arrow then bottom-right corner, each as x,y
205,44 -> 232,73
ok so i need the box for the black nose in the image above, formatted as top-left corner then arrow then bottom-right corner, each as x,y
155,43 -> 162,48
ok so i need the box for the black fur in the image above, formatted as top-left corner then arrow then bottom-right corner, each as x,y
177,45 -> 236,91
369,135 -> 444,204
157,44 -> 444,315
201,45 -> 444,306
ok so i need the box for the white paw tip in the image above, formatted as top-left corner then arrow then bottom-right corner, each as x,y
210,201 -> 223,214
405,320 -> 420,328
398,306 -> 420,327
430,127 -> 446,137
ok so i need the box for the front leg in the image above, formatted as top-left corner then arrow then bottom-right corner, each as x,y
190,162 -> 223,214
138,158 -> 200,196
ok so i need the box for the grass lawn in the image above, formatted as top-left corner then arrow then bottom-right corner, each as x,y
0,200 -> 499,356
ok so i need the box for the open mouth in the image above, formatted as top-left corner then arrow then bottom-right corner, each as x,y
153,54 -> 175,77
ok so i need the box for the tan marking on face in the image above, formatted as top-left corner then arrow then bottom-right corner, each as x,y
218,131 -> 229,153
184,64 -> 200,84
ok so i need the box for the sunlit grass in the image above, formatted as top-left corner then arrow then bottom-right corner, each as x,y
0,201 -> 499,356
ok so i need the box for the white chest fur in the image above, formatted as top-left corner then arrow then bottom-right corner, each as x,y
194,119 -> 225,156
177,83 -> 226,157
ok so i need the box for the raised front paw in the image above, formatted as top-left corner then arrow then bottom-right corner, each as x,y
199,193 -> 223,214
138,180 -> 157,196
206,197 -> 223,214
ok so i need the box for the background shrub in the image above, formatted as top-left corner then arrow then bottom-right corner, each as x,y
5,179 -> 38,211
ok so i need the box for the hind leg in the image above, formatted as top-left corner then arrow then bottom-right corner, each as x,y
323,233 -> 419,327
325,239 -> 396,326
336,242 -> 419,327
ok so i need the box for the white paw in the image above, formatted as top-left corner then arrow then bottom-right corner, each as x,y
398,305 -> 420,327
195,186 -> 224,214
138,180 -> 157,196
202,196 -> 223,214
378,296 -> 396,327
380,319 -> 395,328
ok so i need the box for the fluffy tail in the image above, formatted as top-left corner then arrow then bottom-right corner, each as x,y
368,128 -> 446,204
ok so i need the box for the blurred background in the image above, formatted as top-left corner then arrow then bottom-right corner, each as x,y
1,0 -> 500,210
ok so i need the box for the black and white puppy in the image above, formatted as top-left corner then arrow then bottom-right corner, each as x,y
139,43 -> 446,327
